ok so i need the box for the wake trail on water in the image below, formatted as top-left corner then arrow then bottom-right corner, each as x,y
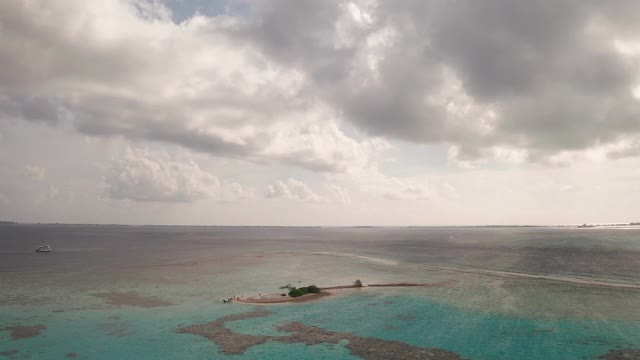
419,264 -> 640,290
244,250 -> 640,290
305,251 -> 399,266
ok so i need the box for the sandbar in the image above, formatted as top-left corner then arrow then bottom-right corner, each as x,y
235,280 -> 457,305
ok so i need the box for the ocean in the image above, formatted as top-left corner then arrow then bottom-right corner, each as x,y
1,224 -> 640,359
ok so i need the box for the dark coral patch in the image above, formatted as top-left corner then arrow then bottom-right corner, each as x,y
279,321 -> 466,360
598,349 -> 640,359
395,314 -> 417,321
176,308 -> 272,355
0,325 -> 46,340
533,328 -> 554,333
177,308 -> 467,360
0,349 -> 19,356
99,323 -> 135,337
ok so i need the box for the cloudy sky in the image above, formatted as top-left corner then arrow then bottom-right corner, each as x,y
2,0 -> 640,226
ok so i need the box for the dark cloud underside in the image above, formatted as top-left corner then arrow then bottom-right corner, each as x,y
1,0 -> 640,167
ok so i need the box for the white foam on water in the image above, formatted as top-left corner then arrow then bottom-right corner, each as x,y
307,251 -> 399,266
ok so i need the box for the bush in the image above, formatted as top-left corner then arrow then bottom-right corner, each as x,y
288,288 -> 304,297
288,285 -> 321,297
354,279 -> 363,287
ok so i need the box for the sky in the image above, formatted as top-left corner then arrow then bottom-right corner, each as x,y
2,0 -> 640,226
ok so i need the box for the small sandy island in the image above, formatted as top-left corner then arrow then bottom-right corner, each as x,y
235,280 -> 457,304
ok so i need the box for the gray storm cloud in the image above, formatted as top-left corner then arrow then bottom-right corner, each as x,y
1,0 -> 640,168
240,0 -> 640,160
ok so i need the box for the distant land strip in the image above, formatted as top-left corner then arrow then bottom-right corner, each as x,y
235,280 -> 458,304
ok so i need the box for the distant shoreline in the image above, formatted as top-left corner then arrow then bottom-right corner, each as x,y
234,281 -> 458,305
4,221 -> 640,229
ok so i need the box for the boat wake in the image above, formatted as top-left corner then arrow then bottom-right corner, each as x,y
307,251 -> 399,266
421,264 -> 640,290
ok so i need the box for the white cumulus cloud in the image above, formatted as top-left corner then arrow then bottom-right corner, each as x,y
105,148 -> 220,202
265,178 -> 324,202
25,164 -> 46,180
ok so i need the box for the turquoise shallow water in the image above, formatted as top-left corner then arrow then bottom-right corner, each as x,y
2,290 -> 639,359
3,225 -> 640,359
222,293 -> 640,360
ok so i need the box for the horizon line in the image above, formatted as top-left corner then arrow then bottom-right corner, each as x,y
2,221 -> 636,228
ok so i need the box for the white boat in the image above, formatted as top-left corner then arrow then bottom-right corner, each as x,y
35,245 -> 53,253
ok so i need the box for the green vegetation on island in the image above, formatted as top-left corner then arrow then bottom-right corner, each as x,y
288,285 -> 321,297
